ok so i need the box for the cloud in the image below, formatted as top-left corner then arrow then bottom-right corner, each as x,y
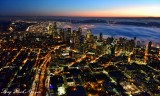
86,24 -> 160,43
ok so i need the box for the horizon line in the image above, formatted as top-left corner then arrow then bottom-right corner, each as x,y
0,15 -> 160,18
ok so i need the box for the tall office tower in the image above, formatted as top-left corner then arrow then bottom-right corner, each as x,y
59,28 -> 65,41
78,27 -> 82,36
106,37 -> 114,45
86,30 -> 95,51
71,30 -> 76,48
111,44 -> 115,56
134,37 -> 137,47
76,27 -> 83,49
127,39 -> 135,52
71,30 -> 81,49
63,29 -> 67,42
79,35 -> 85,53
86,29 -> 92,42
53,22 -> 57,30
148,41 -> 152,54
52,22 -> 58,37
99,32 -> 103,41
64,28 -> 72,46
48,23 -> 53,35
137,41 -> 141,47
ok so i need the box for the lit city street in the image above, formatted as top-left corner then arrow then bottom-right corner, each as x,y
0,20 -> 160,96
0,0 -> 160,95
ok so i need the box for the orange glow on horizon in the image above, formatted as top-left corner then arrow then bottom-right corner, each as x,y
46,5 -> 160,17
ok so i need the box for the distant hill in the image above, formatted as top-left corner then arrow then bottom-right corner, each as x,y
0,16 -> 160,29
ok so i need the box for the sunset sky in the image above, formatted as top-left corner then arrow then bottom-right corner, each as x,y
0,0 -> 160,17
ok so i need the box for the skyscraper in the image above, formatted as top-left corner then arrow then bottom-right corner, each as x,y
53,22 -> 58,37
78,27 -> 82,36
64,28 -> 72,46
148,41 -> 152,54
86,29 -> 92,42
111,43 -> 115,56
48,23 -> 53,35
99,32 -> 103,41
59,28 -> 65,41
53,22 -> 57,30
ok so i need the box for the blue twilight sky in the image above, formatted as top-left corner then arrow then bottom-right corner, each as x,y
0,0 -> 160,17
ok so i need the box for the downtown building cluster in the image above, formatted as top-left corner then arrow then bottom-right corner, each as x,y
0,21 -> 160,96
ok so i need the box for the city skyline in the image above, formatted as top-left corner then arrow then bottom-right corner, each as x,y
0,0 -> 160,17
0,21 -> 160,96
0,0 -> 160,95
